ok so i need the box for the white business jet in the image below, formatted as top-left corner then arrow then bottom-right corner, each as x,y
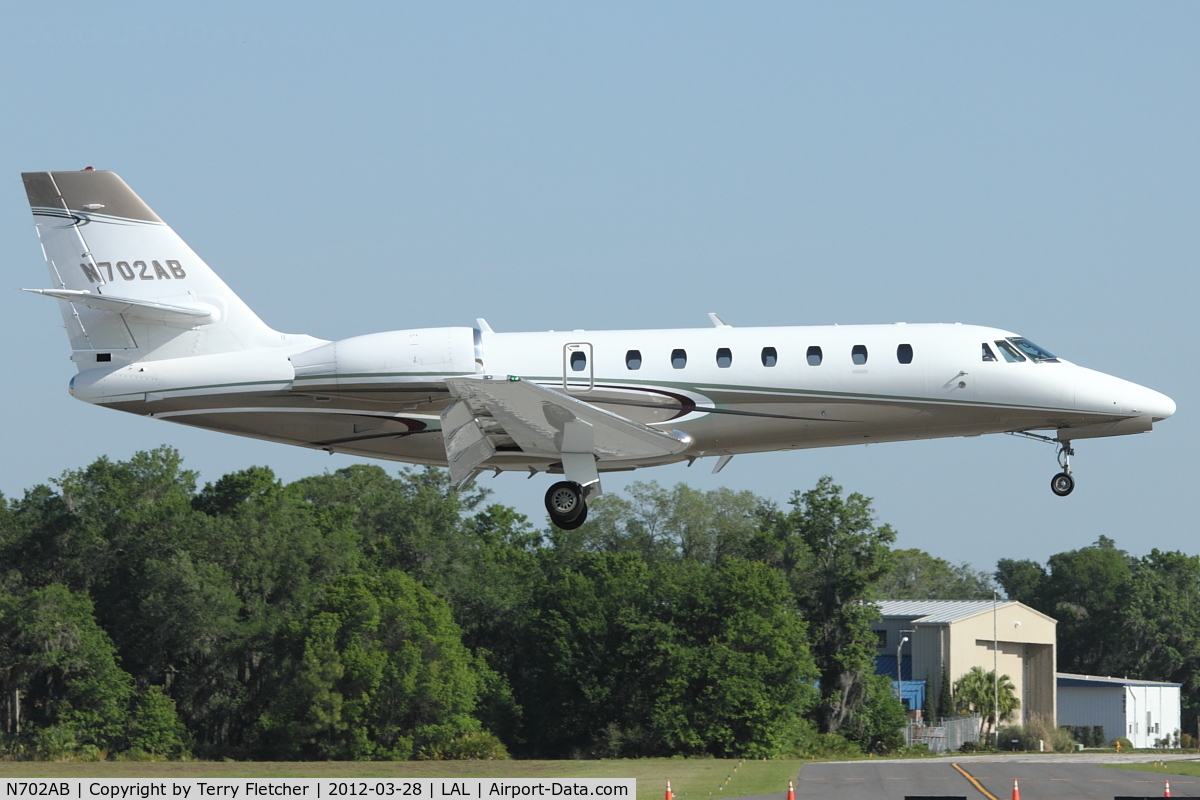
21,170 -> 1175,529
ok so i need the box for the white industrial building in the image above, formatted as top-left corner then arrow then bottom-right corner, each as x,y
1057,673 -> 1182,749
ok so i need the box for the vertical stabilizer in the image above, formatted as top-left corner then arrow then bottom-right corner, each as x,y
22,169 -> 287,364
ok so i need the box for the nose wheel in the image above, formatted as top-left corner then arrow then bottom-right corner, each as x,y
1050,440 -> 1075,496
545,480 -> 589,529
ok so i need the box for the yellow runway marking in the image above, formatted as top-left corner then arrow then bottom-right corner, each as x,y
952,763 -> 999,800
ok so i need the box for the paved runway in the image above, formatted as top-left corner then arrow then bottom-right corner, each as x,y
784,757 -> 1200,799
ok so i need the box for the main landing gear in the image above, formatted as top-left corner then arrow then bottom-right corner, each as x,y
545,480 -> 589,530
1005,432 -> 1076,497
543,418 -> 601,529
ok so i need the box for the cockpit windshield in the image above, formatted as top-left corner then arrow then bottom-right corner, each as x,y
1007,338 -> 1059,363
994,340 -> 1026,363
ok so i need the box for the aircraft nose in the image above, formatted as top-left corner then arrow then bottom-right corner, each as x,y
1137,386 -> 1176,422
1074,369 -> 1176,421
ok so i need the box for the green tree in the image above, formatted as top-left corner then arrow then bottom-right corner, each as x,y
841,673 -> 907,753
260,571 -> 490,760
511,554 -> 815,758
876,549 -> 992,600
921,671 -> 935,724
936,667 -> 953,722
558,482 -> 761,565
774,477 -> 896,734
653,559 -> 817,757
128,686 -> 187,756
994,558 -> 1048,605
997,538 -> 1200,739
953,667 -> 1019,741
1014,537 -> 1133,676
0,584 -> 133,751
292,465 -> 485,586
1121,549 -> 1200,735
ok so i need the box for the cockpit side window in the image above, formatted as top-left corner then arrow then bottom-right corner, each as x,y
994,340 -> 1026,363
982,343 -> 997,362
1007,337 -> 1059,362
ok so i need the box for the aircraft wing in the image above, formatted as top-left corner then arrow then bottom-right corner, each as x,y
441,376 -> 692,486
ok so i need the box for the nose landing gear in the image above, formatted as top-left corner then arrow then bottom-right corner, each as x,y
1051,441 -> 1075,497
1005,431 -> 1077,497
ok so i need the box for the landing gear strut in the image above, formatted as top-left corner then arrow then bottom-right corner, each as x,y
1050,441 -> 1075,497
545,480 -> 589,530
1005,431 -> 1076,497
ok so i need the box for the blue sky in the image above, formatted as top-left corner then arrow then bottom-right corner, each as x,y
2,2 -> 1196,571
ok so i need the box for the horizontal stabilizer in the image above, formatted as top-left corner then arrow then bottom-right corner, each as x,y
23,288 -> 218,324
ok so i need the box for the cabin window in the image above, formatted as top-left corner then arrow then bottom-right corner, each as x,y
852,344 -> 868,365
982,343 -> 997,362
995,340 -> 1026,363
716,348 -> 732,368
671,349 -> 687,369
896,343 -> 913,364
569,351 -> 587,372
807,346 -> 822,366
1008,337 -> 1059,363
96,353 -> 112,363
875,630 -> 887,648
761,347 -> 777,367
625,350 -> 642,370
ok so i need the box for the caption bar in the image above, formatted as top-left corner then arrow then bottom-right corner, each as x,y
3,780 -> 636,800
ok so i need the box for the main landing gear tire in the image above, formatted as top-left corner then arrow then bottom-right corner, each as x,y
546,480 -> 588,529
1051,472 -> 1075,497
555,503 -> 589,530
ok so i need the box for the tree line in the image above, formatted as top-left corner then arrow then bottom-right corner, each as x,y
1,448 -> 1195,761
997,536 -> 1200,738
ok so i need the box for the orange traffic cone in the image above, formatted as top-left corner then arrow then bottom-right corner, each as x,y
1165,778 -> 1171,797
786,781 -> 795,800
665,781 -> 673,800
1011,778 -> 1020,800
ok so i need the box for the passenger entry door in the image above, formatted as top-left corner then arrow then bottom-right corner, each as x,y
563,343 -> 593,393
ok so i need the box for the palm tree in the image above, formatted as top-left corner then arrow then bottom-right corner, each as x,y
953,666 -> 1020,742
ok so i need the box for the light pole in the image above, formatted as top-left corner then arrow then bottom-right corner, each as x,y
993,590 -> 999,749
897,630 -> 914,718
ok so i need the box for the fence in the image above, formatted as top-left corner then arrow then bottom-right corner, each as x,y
903,715 -> 982,753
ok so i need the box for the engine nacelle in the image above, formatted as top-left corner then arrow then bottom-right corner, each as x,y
290,327 -> 479,393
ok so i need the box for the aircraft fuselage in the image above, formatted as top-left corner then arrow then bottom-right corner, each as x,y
67,321 -> 1174,474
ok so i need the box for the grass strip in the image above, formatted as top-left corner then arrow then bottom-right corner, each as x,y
1104,760 -> 1200,778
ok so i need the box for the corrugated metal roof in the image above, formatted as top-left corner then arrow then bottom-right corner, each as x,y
1057,672 -> 1183,688
879,599 -> 1012,623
